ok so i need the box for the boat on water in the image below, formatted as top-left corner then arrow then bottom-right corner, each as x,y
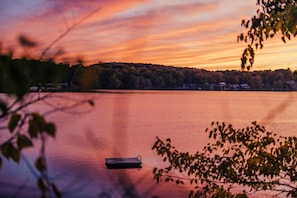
105,156 -> 142,169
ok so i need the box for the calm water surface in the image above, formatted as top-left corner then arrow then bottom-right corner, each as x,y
1,91 -> 297,197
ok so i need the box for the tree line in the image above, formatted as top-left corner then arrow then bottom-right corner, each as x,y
78,62 -> 296,91
1,54 -> 297,93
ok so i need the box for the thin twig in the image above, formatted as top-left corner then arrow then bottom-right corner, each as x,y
39,7 -> 101,60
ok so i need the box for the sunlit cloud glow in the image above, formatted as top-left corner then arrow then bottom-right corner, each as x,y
1,0 -> 296,70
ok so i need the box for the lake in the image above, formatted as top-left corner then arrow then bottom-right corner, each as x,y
1,90 -> 297,198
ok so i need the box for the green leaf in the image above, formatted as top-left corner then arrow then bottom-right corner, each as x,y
28,119 -> 39,138
8,113 -> 21,133
281,36 -> 286,43
44,123 -> 56,137
28,113 -> 46,134
10,145 -> 20,163
35,156 -> 46,173
0,142 -> 20,163
17,134 -> 33,150
31,113 -> 45,128
1,142 -> 10,159
0,100 -> 8,116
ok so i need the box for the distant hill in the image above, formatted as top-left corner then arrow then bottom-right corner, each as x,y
69,62 -> 297,91
1,54 -> 297,92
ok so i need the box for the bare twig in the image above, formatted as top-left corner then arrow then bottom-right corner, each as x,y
39,7 -> 101,60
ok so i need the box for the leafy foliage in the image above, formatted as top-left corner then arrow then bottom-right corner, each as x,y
0,51 -> 96,197
1,141 -> 20,163
152,121 -> 297,197
238,0 -> 297,70
0,51 -> 62,197
8,113 -> 21,133
0,105 -> 59,194
241,45 -> 255,71
0,54 -> 71,98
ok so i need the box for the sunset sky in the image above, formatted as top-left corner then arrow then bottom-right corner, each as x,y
1,0 -> 296,70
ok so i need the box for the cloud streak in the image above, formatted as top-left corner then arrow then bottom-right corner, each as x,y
0,0 -> 296,70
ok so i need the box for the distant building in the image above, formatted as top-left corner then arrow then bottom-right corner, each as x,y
219,82 -> 227,90
286,81 -> 297,90
240,83 -> 251,89
182,84 -> 198,90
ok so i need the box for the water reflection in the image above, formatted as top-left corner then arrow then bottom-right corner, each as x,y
111,93 -> 130,156
1,91 -> 297,197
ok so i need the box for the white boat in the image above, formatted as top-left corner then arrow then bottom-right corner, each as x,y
105,156 -> 142,169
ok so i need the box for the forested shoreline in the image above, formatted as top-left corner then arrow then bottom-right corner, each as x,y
1,54 -> 297,92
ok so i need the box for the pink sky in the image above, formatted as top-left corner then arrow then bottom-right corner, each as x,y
0,0 -> 296,70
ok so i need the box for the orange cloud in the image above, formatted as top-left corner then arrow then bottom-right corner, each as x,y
1,0 -> 296,71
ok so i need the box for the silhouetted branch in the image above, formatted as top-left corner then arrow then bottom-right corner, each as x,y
39,7 -> 101,60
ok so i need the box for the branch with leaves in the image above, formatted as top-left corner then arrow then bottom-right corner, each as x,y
0,95 -> 59,197
0,91 -> 95,197
152,121 -> 297,197
0,51 -> 95,197
238,0 -> 297,70
0,5 -> 100,197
